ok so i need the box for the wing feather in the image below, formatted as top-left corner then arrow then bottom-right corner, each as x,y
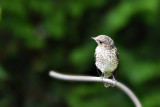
94,52 -> 101,76
112,48 -> 119,78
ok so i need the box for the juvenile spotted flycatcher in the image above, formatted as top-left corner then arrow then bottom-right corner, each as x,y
92,35 -> 119,87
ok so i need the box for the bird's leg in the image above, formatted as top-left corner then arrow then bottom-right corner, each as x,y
101,72 -> 105,82
111,73 -> 117,87
102,72 -> 104,78
96,68 -> 101,77
112,73 -> 116,80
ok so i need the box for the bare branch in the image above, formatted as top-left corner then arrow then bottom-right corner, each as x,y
49,71 -> 142,107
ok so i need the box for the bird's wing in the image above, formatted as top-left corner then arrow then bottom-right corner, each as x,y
116,49 -> 119,61
112,49 -> 119,78
94,53 -> 101,77
94,52 -> 96,62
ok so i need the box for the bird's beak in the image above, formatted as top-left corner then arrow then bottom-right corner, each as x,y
91,37 -> 96,40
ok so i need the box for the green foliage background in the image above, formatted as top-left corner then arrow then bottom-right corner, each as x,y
0,0 -> 160,107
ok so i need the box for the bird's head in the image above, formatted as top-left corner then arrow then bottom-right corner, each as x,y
92,35 -> 115,49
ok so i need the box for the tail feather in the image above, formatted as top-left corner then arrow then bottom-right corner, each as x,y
104,73 -> 112,88
104,83 -> 111,88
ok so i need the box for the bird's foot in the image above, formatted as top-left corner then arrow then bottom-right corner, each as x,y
100,73 -> 105,82
110,73 -> 117,87
111,78 -> 117,87
100,75 -> 105,82
104,78 -> 117,88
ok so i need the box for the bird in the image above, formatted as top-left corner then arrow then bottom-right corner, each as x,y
92,35 -> 119,87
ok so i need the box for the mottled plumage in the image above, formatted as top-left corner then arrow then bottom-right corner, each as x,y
92,35 -> 119,87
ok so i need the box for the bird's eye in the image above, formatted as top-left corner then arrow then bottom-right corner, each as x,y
99,41 -> 103,44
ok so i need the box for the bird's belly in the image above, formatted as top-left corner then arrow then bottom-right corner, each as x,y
96,59 -> 117,73
95,50 -> 118,73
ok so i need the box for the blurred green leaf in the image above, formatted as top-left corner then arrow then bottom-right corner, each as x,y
1,1 -> 26,17
11,21 -> 46,49
142,91 -> 160,107
67,84 -> 132,107
0,7 -> 1,21
29,0 -> 53,16
69,42 -> 95,72
68,0 -> 106,17
103,2 -> 134,33
0,94 -> 12,107
0,65 -> 8,80
119,48 -> 160,85
44,10 -> 66,40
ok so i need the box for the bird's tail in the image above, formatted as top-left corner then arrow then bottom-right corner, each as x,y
104,83 -> 111,88
104,73 -> 112,88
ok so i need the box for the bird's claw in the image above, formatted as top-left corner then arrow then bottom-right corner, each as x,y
100,73 -> 105,82
100,75 -> 105,82
111,73 -> 117,87
111,78 -> 117,87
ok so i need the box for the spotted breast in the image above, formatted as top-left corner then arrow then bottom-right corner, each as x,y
95,46 -> 118,78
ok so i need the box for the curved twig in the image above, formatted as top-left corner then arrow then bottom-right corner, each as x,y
49,71 -> 142,107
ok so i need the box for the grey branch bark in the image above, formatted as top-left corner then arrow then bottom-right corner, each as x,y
49,71 -> 142,107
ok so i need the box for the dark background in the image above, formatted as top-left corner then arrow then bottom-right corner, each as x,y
0,0 -> 160,107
